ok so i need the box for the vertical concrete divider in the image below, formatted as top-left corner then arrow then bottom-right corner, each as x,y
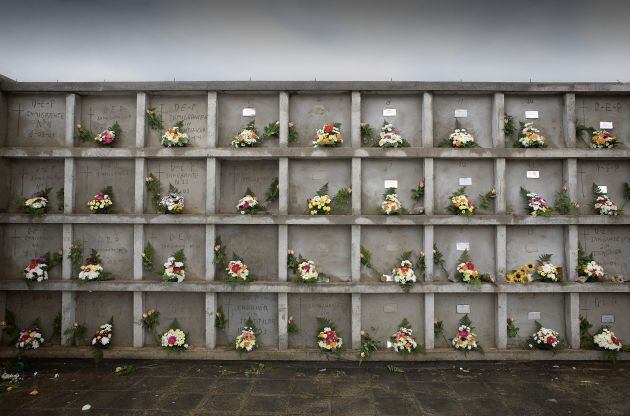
350,91 -> 362,351
496,293 -> 507,349
424,293 -> 435,349
563,93 -> 576,148
133,92 -> 147,348
205,91 -> 218,349
351,92 -> 361,148
278,91 -> 290,349
565,292 -> 580,349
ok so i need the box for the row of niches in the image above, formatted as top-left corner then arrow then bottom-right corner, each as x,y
1,224 -> 628,283
4,291 -> 629,350
1,158 -> 628,216
4,93 -> 630,149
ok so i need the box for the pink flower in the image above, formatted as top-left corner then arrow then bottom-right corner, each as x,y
168,335 -> 177,345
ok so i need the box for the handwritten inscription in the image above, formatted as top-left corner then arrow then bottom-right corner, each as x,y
593,102 -> 623,113
8,95 -> 65,144
581,227 -> 630,274
149,97 -> 208,144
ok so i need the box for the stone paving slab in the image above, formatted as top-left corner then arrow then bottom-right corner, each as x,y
1,359 -> 629,415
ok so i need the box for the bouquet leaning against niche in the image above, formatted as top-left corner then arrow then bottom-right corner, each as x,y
576,244 -> 605,283
234,318 -> 260,354
306,183 -> 351,215
389,318 -> 425,355
454,249 -> 494,285
439,120 -> 478,148
451,314 -> 483,354
146,108 -> 189,147
376,120 -> 410,148
316,317 -> 343,354
576,124 -> 620,149
18,188 -> 52,217
145,173 -> 185,214
592,184 -> 621,216
16,323 -> 44,350
448,187 -> 475,216
162,250 -> 186,283
76,121 -> 122,147
287,250 -> 328,283
313,123 -> 343,147
161,319 -> 189,352
525,321 -> 563,351
378,188 -> 406,215
87,186 -> 114,214
515,122 -> 547,148
225,254 -> 256,286
90,318 -> 113,365
386,251 -> 420,293
532,254 -> 562,283
23,251 -> 62,284
232,120 -> 263,148
520,187 -> 553,217
77,248 -> 113,284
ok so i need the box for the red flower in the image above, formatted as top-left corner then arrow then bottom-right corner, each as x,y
242,202 -> 250,209
612,336 -> 620,345
167,335 -> 176,345
231,263 -> 241,273
303,264 -> 310,271
466,261 -> 476,270
324,124 -> 334,133
546,336 -> 555,345
28,262 -> 37,270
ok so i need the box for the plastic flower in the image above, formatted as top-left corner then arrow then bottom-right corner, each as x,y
226,260 -> 249,281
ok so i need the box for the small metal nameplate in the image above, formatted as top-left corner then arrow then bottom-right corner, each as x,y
526,170 -> 540,179
383,108 -> 397,117
454,109 -> 468,118
459,177 -> 472,186
242,108 -> 256,117
384,179 -> 398,189
382,274 -> 394,282
525,243 -> 538,253
525,110 -> 539,119
456,304 -> 470,314
597,185 -> 608,194
599,121 -> 613,129
456,242 -> 470,251
601,315 -> 615,323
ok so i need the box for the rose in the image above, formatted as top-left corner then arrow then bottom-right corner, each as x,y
324,124 -> 334,133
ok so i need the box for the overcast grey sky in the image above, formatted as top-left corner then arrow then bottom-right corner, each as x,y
1,0 -> 629,82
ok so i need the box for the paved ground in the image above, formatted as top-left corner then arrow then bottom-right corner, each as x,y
1,359 -> 629,415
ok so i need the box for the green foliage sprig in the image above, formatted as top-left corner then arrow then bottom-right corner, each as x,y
69,240 -> 83,272
213,236 -> 227,267
52,313 -> 62,343
264,177 -> 279,204
507,318 -> 519,338
331,187 -> 352,214
357,329 -> 380,363
360,245 -> 375,271
576,123 -> 595,138
145,108 -> 165,131
287,315 -> 299,333
144,173 -> 162,213
262,121 -> 298,143
360,122 -> 375,145
554,185 -> 579,215
215,306 -> 227,330
478,187 -> 496,209
503,113 -> 516,137
411,180 -> 425,201
56,187 -> 64,211
63,322 -> 87,346
2,309 -> 19,346
142,241 -> 154,271
579,315 -> 594,349
76,124 -> 94,142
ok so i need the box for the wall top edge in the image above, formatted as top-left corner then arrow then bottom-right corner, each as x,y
1,79 -> 630,93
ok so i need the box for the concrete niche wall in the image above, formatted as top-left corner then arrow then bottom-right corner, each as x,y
578,226 -> 630,277
361,294 -> 424,344
288,225 -> 351,281
6,94 -> 66,147
434,226 -> 495,280
216,293 -> 278,347
361,159 -> 424,215
216,225 -> 278,281
434,294 -> 495,347
360,226 -> 423,282
4,159 -> 64,213
506,294 -> 566,347
74,159 -> 135,214
218,93 -> 279,148
289,93 -> 351,147
143,292 -> 206,347
73,224 -> 134,280
576,160 -> 630,215
505,94 -> 564,148
507,226 -> 565,271
505,160 -> 564,215
6,291 -> 62,344
434,159 -> 495,214
146,94 -> 208,147
433,94 -> 493,148
575,95 -> 630,148
218,159 -> 278,214
580,293 -> 630,340
145,159 -> 206,214
0,224 -> 63,281
143,225 -> 206,281
77,95 -> 136,147
288,293 -> 351,349
360,93 -> 422,147
75,291 -> 134,346
288,159 -> 351,214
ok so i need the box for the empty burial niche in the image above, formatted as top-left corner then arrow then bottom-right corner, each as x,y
433,93 -> 493,148
505,159 -> 564,215
575,95 -> 630,148
218,159 -> 279,214
288,225 -> 351,282
507,294 -> 566,346
146,94 -> 208,147
216,225 -> 278,282
287,293 -> 351,349
433,159 -> 495,215
361,294 -> 425,344
6,94 -> 67,147
1,224 -> 63,280
360,225 -> 424,282
74,158 -> 135,214
73,224 -> 134,280
361,159 -> 424,215
75,291 -> 134,346
360,93 -> 423,147
288,159 -> 352,215
143,225 -> 206,281
76,94 -> 137,148
579,226 -> 630,276
3,158 -> 64,213
143,292 -> 206,347
576,160 -> 630,215
434,294 -> 496,348
218,92 -> 279,148
288,92 -> 351,147
433,226 -> 495,282
144,159 -> 207,215
216,293 -> 278,347
504,94 -> 564,148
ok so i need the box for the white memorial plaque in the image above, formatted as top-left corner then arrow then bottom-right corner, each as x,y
525,110 -> 539,119
454,109 -> 468,118
525,243 -> 538,253
242,108 -> 256,117
597,185 -> 608,194
601,314 -> 615,323
528,311 -> 541,320
456,304 -> 470,314
458,177 -> 472,186
456,242 -> 470,251
383,108 -> 397,117
382,274 -> 394,282
526,170 -> 540,179
383,303 -> 397,313
384,179 -> 398,189
599,121 -> 613,129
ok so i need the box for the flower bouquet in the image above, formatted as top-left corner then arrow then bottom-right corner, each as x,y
389,318 -> 424,355
76,122 -> 122,147
505,261 -> 535,284
141,308 -> 160,344
306,183 -> 351,215
237,188 -> 266,215
525,321 -> 563,351
357,329 -> 380,363
226,255 -> 255,286
78,249 -> 113,283
316,317 -> 343,354
262,120 -> 299,143
91,319 -> 113,365
515,122 -> 547,148
16,324 -> 44,350
313,123 -> 343,147
161,320 -> 189,351
439,120 -> 478,148
378,188 -> 406,215
232,120 -> 262,148
287,250 -> 327,283
145,174 -> 185,214
145,108 -> 189,147
592,184 -> 621,216
451,314 -> 482,353
23,251 -> 62,284
388,252 -> 419,293
376,120 -> 409,148
532,254 -> 562,283
520,187 -> 553,216
454,249 -> 493,285
87,186 -> 114,214
577,124 -> 620,149
18,188 -> 52,217
593,327 -> 623,361
234,318 -> 260,353
63,321 -> 87,346
576,244 -> 605,283
448,187 -> 475,216
162,250 -> 186,283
